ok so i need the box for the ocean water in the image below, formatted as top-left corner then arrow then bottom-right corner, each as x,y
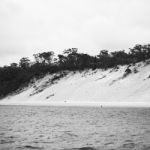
0,106 -> 150,150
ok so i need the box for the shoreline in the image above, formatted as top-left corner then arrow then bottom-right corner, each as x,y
0,101 -> 150,107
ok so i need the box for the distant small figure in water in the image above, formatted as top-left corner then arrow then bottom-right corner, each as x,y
101,105 -> 103,108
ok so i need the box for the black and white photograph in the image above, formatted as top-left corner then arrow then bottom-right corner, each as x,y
0,0 -> 150,150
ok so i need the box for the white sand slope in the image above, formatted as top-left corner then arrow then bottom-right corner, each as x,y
1,61 -> 150,107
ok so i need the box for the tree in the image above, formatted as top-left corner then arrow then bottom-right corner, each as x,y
58,48 -> 79,69
10,63 -> 18,68
75,53 -> 95,69
33,51 -> 54,64
111,50 -> 129,65
129,44 -> 147,62
97,50 -> 112,68
63,48 -> 78,55
58,54 -> 67,67
19,57 -> 30,69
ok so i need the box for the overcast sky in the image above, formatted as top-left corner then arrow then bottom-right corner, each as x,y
0,0 -> 150,66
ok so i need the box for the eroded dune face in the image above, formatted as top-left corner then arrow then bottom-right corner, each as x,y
1,61 -> 150,106
0,106 -> 150,150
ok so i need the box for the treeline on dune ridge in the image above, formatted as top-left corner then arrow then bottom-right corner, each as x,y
0,44 -> 150,98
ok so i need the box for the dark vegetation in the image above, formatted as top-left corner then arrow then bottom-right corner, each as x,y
0,44 -> 150,98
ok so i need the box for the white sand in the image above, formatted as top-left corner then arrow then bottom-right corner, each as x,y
1,61 -> 150,107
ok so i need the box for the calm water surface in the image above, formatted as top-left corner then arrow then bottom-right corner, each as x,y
0,106 -> 150,150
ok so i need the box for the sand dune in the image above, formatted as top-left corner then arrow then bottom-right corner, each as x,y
1,61 -> 150,107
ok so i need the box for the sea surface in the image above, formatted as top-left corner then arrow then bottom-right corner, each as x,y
0,106 -> 150,150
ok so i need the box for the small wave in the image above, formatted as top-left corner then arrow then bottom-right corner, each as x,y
79,147 -> 96,150
18,145 -> 43,149
121,142 -> 135,149
65,131 -> 78,137
64,147 -> 96,150
124,140 -> 133,143
109,134 -> 115,137
0,139 -> 15,144
104,142 -> 114,146
0,132 -> 5,135
142,145 -> 150,150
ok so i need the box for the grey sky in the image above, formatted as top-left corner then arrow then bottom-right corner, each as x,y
0,0 -> 150,66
